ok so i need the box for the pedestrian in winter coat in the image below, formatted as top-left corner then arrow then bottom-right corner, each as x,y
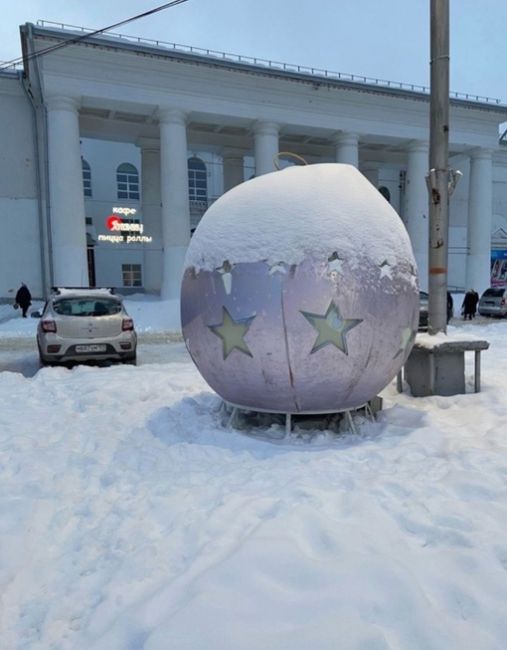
462,289 -> 477,321
472,290 -> 480,317
447,292 -> 453,323
15,283 -> 31,318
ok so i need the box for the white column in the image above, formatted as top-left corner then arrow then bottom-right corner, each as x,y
46,95 -> 88,287
140,140 -> 162,293
334,132 -> 359,167
223,148 -> 245,191
360,164 -> 379,188
254,121 -> 279,176
466,148 -> 493,293
404,141 -> 429,290
159,108 -> 190,300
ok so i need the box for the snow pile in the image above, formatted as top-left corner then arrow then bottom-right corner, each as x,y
1,320 -> 507,648
416,329 -> 487,348
122,294 -> 181,333
185,164 -> 415,272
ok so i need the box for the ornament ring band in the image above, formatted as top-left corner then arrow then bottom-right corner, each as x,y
273,151 -> 308,170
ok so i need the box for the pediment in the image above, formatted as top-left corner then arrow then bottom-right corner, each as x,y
492,227 -> 507,241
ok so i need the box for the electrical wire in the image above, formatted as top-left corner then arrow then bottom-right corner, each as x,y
0,0 -> 190,71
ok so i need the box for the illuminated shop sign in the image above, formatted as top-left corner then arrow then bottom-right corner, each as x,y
98,207 -> 153,244
491,249 -> 507,287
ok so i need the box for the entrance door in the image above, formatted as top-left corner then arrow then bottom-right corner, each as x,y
87,246 -> 96,287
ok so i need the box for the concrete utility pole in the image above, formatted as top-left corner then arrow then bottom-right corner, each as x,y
427,0 -> 450,334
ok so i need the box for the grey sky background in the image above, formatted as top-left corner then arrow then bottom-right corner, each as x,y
1,1 -> 505,102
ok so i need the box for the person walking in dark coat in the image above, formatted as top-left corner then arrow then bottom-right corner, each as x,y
472,290 -> 479,318
15,283 -> 31,318
447,291 -> 453,323
462,289 -> 477,321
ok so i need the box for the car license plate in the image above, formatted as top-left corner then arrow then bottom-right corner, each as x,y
75,344 -> 106,353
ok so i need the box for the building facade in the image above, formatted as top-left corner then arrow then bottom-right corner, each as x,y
2,21 -> 507,300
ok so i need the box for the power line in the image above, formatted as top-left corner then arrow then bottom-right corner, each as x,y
1,0 -> 190,71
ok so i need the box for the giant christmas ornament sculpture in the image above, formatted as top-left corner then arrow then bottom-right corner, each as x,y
181,164 -> 419,412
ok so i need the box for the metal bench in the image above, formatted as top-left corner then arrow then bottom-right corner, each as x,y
397,335 -> 490,396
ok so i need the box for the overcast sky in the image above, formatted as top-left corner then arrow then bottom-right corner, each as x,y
1,0 -> 506,102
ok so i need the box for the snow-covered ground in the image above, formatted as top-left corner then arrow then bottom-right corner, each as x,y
1,298 -> 507,649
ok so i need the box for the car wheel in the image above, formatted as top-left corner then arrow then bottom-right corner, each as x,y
38,344 -> 49,367
122,353 -> 137,366
39,356 -> 57,368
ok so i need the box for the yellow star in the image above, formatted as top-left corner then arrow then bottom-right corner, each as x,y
209,306 -> 255,360
301,302 -> 362,355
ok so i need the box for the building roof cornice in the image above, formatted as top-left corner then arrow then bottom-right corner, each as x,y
23,22 -> 507,116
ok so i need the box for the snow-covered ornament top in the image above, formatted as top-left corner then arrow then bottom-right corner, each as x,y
181,163 -> 419,413
185,163 -> 414,275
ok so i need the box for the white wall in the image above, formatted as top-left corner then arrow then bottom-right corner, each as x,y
493,156 -> 507,235
80,139 -> 141,203
80,139 -> 227,287
1,199 -> 42,299
0,75 -> 42,299
94,246 -> 144,288
447,155 -> 470,290
81,139 -> 143,288
0,81 -> 37,199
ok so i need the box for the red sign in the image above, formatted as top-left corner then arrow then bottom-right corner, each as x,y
106,215 -> 123,231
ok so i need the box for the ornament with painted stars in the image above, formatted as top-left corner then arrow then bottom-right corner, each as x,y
181,163 -> 419,412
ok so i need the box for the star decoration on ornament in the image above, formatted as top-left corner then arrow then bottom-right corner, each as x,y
208,306 -> 255,360
327,251 -> 344,277
379,260 -> 393,279
408,264 -> 418,289
268,262 -> 287,276
216,260 -> 234,295
301,302 -> 363,355
394,326 -> 415,359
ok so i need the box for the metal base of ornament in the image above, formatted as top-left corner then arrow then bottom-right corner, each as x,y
221,397 -> 383,436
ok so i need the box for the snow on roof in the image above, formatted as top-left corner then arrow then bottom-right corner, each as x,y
184,163 -> 415,272
51,287 -> 120,300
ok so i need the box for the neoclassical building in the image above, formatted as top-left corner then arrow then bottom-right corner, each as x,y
1,20 -> 507,300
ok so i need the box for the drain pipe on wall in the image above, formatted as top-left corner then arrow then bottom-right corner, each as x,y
21,23 -> 54,298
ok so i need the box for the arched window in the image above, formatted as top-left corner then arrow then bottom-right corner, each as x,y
82,159 -> 92,197
378,186 -> 391,203
116,163 -> 139,200
188,157 -> 207,202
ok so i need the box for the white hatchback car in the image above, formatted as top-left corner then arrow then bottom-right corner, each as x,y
37,288 -> 137,366
478,287 -> 507,318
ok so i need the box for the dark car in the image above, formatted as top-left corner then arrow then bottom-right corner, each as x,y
478,287 -> 507,317
419,291 -> 429,330
418,291 -> 453,330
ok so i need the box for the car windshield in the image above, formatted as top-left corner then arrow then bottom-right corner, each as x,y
53,298 -> 122,317
482,289 -> 505,298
